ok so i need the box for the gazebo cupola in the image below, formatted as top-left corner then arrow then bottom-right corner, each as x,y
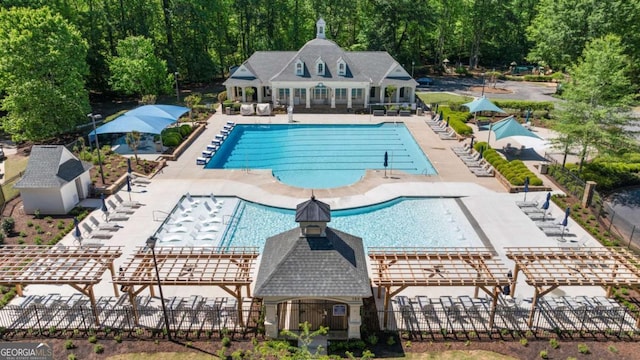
316,18 -> 326,39
295,195 -> 330,237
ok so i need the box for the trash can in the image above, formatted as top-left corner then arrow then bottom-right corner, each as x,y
225,107 -> 231,115
416,108 -> 423,116
539,162 -> 549,174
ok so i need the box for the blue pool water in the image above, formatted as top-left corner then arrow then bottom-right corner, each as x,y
219,197 -> 481,249
205,124 -> 436,188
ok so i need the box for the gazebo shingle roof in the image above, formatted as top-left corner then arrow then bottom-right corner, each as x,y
254,227 -> 371,298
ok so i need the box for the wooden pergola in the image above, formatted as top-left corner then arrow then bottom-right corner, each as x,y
506,247 -> 640,327
115,246 -> 259,326
369,247 -> 511,327
0,245 -> 123,325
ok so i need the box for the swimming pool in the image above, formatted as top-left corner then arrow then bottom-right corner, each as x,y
219,197 -> 481,249
205,124 -> 436,188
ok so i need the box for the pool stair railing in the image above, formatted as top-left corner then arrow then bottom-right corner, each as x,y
217,201 -> 245,251
152,210 -> 171,222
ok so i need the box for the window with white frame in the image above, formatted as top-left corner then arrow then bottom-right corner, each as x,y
351,88 -> 363,99
313,87 -> 327,99
335,88 -> 347,100
317,62 -> 324,75
338,60 -> 346,76
278,88 -> 290,100
295,61 -> 304,76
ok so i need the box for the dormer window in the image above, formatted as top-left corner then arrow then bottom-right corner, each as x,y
295,60 -> 304,76
316,58 -> 326,76
337,59 -> 346,76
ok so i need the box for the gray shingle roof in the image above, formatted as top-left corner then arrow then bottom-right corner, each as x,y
14,145 -> 92,189
254,227 -> 371,298
225,37 -> 417,88
295,196 -> 331,223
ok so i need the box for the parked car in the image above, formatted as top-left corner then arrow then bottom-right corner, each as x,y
416,77 -> 434,89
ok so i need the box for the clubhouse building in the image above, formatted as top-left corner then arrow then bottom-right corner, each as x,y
223,19 -> 418,110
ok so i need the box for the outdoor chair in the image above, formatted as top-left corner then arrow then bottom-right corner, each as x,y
195,223 -> 220,233
114,193 -> 142,208
88,216 -> 122,231
516,195 -> 541,208
81,223 -> 113,239
167,215 -> 195,225
164,223 -> 189,233
185,192 -> 200,206
178,203 -> 193,214
107,199 -> 135,214
472,164 -> 494,177
439,129 -> 458,140
209,193 -> 225,207
131,174 -> 151,185
190,230 -> 218,241
158,230 -> 185,243
203,202 -> 220,216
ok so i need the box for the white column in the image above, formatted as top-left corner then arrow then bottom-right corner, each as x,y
347,87 -> 352,108
330,88 -> 336,108
241,87 -> 247,103
380,86 -> 385,104
348,302 -> 362,339
289,87 -> 294,106
306,87 -> 311,108
364,86 -> 370,108
273,87 -> 279,105
226,86 -> 233,101
257,86 -> 263,103
395,87 -> 400,103
264,301 -> 278,339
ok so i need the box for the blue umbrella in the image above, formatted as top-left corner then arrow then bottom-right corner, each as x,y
100,193 -> 108,213
479,147 -> 484,159
561,207 -> 570,240
523,177 -> 530,202
126,175 -> 132,201
525,109 -> 531,124
470,136 -> 475,148
445,117 -> 450,128
541,192 -> 551,221
383,151 -> 388,177
73,217 -> 81,240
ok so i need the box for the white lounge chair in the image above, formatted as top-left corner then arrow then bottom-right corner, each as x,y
185,193 -> 200,206
81,223 -> 113,239
107,199 -> 135,214
164,224 -> 189,233
168,215 -> 195,224
114,193 -> 142,208
158,230 -> 185,243
439,129 -> 457,140
178,203 -> 193,214
203,202 -> 219,216
209,194 -> 224,207
471,165 -> 494,177
190,230 -> 218,241
88,216 -> 122,231
195,223 -> 220,233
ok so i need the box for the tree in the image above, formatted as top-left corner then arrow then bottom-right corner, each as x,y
108,36 -> 171,97
552,35 -> 637,172
0,7 -> 90,141
125,131 -> 142,164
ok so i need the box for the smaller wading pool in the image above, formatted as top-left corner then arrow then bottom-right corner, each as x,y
154,196 -> 482,250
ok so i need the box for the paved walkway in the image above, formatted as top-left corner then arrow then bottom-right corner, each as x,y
11,110 -> 607,306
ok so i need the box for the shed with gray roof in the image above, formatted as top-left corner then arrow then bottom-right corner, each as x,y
15,145 -> 93,214
256,196 -> 370,340
224,19 -> 417,110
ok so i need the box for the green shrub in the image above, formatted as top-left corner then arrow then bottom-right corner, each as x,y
221,336 -> 231,347
94,344 -> 104,354
577,343 -> 589,354
523,75 -> 554,82
2,217 -> 15,235
482,148 -> 543,186
179,124 -> 192,137
88,335 -> 97,343
64,340 -> 75,349
549,338 -> 559,349
539,350 -> 548,359
67,354 -> 77,360
438,105 -> 473,135
218,91 -> 227,103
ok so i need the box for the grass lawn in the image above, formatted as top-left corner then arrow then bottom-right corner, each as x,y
107,350 -> 517,360
2,155 -> 29,201
417,92 -> 473,105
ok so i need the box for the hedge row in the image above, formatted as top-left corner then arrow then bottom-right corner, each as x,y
161,124 -> 193,147
477,145 -> 543,186
568,162 -> 640,192
439,106 -> 473,135
222,100 -> 242,110
492,100 -> 555,112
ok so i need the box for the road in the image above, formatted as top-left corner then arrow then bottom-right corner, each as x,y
422,76 -> 560,102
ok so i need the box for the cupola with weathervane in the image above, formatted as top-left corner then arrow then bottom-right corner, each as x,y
316,18 -> 326,39
295,195 -> 330,237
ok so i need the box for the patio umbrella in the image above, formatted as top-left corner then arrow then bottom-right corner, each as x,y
127,158 -> 132,174
470,136 -> 475,148
126,174 -> 132,201
462,96 -> 506,114
523,177 -> 529,202
541,192 -> 551,221
383,151 -> 388,177
100,194 -> 109,215
488,116 -> 542,145
445,117 -> 450,128
73,217 -> 81,240
560,207 -> 571,240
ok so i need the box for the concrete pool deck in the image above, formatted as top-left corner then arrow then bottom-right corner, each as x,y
12,110 -> 606,305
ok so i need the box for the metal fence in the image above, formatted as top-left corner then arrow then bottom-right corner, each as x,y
543,155 -> 640,248
363,304 -> 637,340
0,171 -> 24,213
0,303 -> 263,339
